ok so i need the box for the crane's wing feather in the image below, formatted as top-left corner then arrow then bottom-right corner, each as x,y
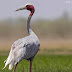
3,35 -> 40,70
3,38 -> 24,69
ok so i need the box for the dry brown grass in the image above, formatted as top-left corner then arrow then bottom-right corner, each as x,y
1,38 -> 72,55
0,38 -> 72,51
40,38 -> 72,49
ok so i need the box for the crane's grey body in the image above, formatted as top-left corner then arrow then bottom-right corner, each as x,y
3,14 -> 40,70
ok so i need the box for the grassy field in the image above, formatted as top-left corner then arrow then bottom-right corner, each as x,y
0,52 -> 72,72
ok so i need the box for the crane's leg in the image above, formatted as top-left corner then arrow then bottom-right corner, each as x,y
30,60 -> 32,72
13,63 -> 18,72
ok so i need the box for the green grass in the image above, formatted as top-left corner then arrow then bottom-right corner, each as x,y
1,54 -> 72,72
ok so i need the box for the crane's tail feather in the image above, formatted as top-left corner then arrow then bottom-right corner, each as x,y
3,57 -> 11,70
3,62 -> 13,70
2,66 -> 6,70
4,59 -> 8,63
9,64 -> 13,70
3,59 -> 8,70
3,63 -> 13,70
3,50 -> 14,70
3,63 -> 8,70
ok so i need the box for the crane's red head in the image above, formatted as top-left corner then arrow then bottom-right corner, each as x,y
16,3 -> 35,16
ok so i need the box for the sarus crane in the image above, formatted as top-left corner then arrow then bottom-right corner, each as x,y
3,3 -> 40,72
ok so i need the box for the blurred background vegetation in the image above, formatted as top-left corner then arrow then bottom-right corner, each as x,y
1,1 -> 72,72
0,11 -> 72,54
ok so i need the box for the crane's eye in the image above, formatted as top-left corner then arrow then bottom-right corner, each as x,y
26,5 -> 30,9
26,5 -> 33,11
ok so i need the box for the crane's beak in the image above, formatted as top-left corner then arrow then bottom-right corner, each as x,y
15,6 -> 27,11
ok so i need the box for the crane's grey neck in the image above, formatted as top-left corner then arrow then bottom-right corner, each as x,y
27,15 -> 33,35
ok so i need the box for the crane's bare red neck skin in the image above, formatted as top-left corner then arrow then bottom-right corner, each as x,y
26,5 -> 35,16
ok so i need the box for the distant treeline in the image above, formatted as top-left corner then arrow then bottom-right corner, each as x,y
0,17 -> 72,39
